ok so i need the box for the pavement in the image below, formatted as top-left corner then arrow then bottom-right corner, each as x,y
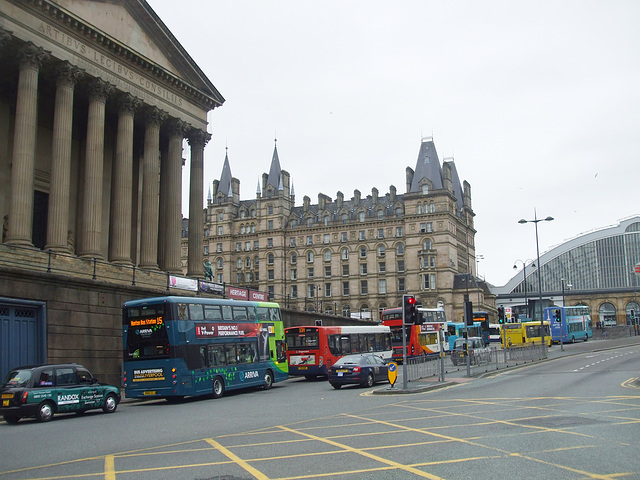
372,334 -> 640,395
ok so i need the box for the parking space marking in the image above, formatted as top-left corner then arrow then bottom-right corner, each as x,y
205,437 -> 270,480
276,425 -> 445,480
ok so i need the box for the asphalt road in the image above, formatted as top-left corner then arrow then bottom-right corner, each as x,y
1,337 -> 639,480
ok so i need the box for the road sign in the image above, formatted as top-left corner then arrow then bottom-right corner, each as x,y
387,362 -> 397,387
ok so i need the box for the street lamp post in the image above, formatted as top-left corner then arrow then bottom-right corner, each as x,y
519,210 -> 554,353
513,259 -> 535,319
560,278 -> 572,352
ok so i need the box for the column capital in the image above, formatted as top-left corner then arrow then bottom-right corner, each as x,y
17,42 -> 50,70
145,106 -> 167,127
55,61 -> 83,88
0,27 -> 12,48
167,118 -> 189,138
87,77 -> 114,103
187,128 -> 211,148
116,92 -> 142,115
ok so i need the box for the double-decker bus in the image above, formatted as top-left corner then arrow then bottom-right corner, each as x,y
501,321 -> 552,347
381,307 -> 447,362
285,325 -> 392,378
472,312 -> 492,345
445,321 -> 481,350
122,296 -> 288,401
488,323 -> 501,343
545,306 -> 593,343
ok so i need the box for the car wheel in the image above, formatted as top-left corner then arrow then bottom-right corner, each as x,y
3,415 -> 20,424
212,376 -> 225,399
263,370 -> 274,390
330,383 -> 342,389
363,372 -> 375,388
102,393 -> 118,414
36,401 -> 54,422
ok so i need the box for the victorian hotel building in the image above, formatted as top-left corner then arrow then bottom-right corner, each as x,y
0,0 -> 224,383
189,138 -> 489,324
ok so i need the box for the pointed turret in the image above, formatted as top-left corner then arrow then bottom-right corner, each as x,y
266,143 -> 282,191
409,138 -> 444,193
218,149 -> 233,199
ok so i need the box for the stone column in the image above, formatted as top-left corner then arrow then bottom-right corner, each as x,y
45,61 -> 83,252
78,78 -> 113,259
0,28 -> 11,48
160,118 -> 187,273
5,42 -> 50,246
186,128 -> 210,277
109,93 -> 141,264
138,107 -> 166,269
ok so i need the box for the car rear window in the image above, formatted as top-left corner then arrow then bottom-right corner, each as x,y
2,369 -> 33,387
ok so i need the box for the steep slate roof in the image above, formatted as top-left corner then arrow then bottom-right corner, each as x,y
217,153 -> 233,198
445,160 -> 465,216
266,146 -> 283,191
410,140 -> 444,193
289,194 -> 400,223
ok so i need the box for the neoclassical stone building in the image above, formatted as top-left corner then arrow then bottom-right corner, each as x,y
0,0 -> 223,382
0,0 -> 222,270
184,138 -> 492,323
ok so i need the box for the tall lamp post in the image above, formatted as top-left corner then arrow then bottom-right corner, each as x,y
560,278 -> 572,351
519,211 -> 554,352
513,259 -> 535,319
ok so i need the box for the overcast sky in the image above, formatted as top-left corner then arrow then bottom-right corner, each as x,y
149,0 -> 640,287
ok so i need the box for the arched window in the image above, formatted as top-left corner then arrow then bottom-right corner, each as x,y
429,202 -> 436,213
324,250 -> 331,262
396,243 -> 405,255
217,258 -> 223,269
267,253 -> 274,264
599,302 -> 617,327
290,253 -> 297,264
341,248 -> 349,260
377,245 -> 385,257
418,204 -> 423,214
254,256 -> 259,267
236,258 -> 242,269
307,251 -> 314,263
245,257 -> 251,268
423,239 -> 432,250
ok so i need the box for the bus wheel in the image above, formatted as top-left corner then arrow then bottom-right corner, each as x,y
212,377 -> 225,399
263,370 -> 274,390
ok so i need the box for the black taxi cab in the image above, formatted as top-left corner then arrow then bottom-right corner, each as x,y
1,363 -> 120,424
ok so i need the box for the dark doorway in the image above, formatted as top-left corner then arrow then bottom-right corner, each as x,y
32,190 -> 48,249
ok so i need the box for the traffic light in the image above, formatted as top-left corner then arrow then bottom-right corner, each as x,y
403,294 -> 416,324
553,309 -> 561,322
464,298 -> 474,326
498,306 -> 505,324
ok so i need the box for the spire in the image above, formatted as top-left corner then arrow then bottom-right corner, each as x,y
291,181 -> 295,197
256,179 -> 262,196
409,137 -> 444,193
207,185 -> 212,203
218,147 -> 232,198
266,139 -> 282,191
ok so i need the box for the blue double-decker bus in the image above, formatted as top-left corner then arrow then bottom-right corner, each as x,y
122,296 -> 288,401
545,305 -> 593,344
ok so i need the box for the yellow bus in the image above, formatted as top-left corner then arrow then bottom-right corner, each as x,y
501,321 -> 551,348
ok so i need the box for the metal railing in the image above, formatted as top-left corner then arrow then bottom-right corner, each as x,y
404,344 -> 547,382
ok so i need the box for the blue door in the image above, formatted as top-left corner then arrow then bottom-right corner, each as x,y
0,302 -> 45,381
